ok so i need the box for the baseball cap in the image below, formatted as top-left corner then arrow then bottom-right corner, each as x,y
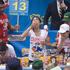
32,60 -> 43,70
63,12 -> 70,22
58,24 -> 70,33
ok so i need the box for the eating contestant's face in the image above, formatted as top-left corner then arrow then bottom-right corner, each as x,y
32,17 -> 40,29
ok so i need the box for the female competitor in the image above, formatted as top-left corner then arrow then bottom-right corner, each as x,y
21,16 -> 50,65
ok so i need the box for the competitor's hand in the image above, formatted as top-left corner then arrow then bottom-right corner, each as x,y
14,24 -> 20,30
57,47 -> 63,52
51,43 -> 57,47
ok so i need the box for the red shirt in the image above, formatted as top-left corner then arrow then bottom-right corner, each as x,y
0,13 -> 9,44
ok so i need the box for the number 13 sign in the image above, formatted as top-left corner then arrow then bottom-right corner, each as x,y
9,0 -> 29,15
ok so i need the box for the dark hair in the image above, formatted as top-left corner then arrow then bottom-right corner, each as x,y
32,60 -> 43,70
32,16 -> 41,23
0,0 -> 4,4
6,57 -> 22,70
0,44 -> 8,52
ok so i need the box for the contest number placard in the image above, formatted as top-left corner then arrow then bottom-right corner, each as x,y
9,0 -> 29,15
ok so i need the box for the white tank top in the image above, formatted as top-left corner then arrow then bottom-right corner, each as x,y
28,29 -> 48,61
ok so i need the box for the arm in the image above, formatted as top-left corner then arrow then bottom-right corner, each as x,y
40,36 -> 51,46
21,25 -> 32,38
8,22 -> 19,31
50,34 -> 64,49
8,22 -> 17,31
45,36 -> 57,47
45,36 -> 51,46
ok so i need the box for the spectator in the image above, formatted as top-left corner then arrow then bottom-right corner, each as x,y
0,0 -> 19,57
56,24 -> 70,55
0,44 -> 16,64
6,57 -> 22,70
44,0 -> 70,30
32,60 -> 43,70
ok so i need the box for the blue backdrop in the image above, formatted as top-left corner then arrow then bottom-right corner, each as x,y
5,0 -> 55,57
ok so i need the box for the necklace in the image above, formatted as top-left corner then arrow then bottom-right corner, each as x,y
34,30 -> 41,36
